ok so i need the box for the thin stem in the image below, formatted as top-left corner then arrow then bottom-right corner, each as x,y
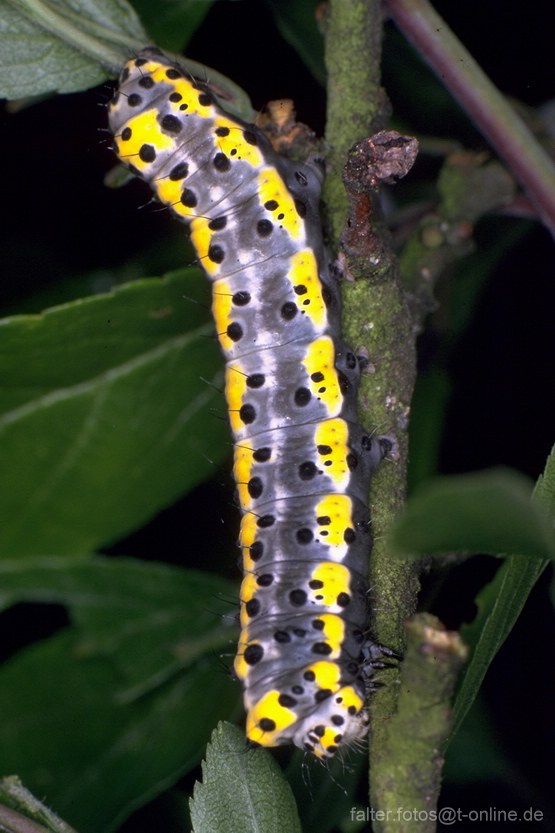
0,805 -> 52,833
15,1 -> 143,51
0,777 -> 79,833
8,0 -> 136,69
386,0 -> 555,237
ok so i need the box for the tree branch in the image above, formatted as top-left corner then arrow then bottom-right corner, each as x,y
374,616 -> 468,833
323,0 -> 421,814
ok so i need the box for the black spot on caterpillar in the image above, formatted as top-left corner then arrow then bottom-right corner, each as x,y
109,47 -> 389,760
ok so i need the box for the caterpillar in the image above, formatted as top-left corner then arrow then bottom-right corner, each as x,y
108,47 -> 389,760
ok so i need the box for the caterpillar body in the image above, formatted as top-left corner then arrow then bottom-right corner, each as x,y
109,47 -> 388,760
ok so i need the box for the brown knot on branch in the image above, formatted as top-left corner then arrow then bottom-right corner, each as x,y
341,131 -> 419,262
345,131 -> 419,189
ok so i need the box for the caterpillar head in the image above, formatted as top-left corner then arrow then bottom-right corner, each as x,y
294,693 -> 370,760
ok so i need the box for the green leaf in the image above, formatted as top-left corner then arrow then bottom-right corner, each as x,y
0,559 -> 241,833
449,448 -> 555,737
408,367 -> 451,487
0,556 -> 237,698
389,467 -> 555,560
129,0 -> 215,52
0,0 -> 147,98
190,723 -> 302,833
266,0 -> 325,86
0,271 -> 228,556
533,442 -> 555,513
451,552 -> 547,737
444,699 -> 513,785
